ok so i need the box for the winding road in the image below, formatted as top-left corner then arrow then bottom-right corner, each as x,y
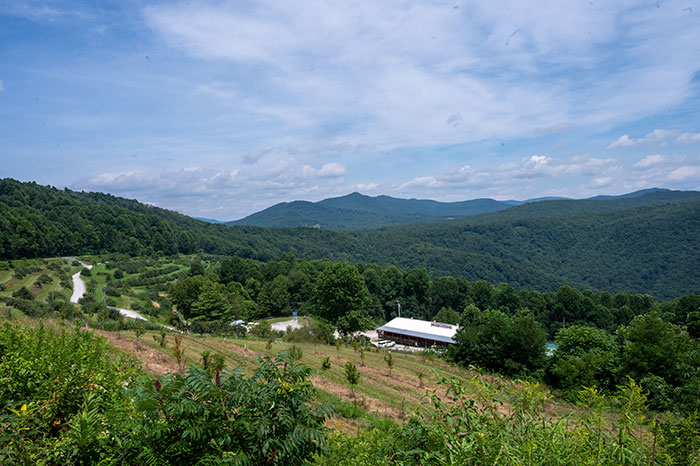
66,258 -> 149,321
68,259 -> 92,304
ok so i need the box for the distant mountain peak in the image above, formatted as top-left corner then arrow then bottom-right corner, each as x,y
225,187 -> 692,231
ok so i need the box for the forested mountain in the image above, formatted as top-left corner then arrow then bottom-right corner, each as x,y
227,192 -> 512,229
2,178 -> 699,298
227,188 -> 677,230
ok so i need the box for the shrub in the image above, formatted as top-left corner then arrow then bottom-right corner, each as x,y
290,345 -> 303,361
104,286 -> 120,297
12,287 -> 33,300
8,298 -> 44,317
321,356 -> 331,371
0,322 -> 139,464
122,352 -> 331,465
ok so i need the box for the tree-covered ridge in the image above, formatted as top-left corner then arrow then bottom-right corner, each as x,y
227,191 -> 512,229
2,178 -> 699,299
227,188 -> 697,230
367,199 -> 700,298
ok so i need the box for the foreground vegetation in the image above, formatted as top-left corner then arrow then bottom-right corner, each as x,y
1,318 -> 699,465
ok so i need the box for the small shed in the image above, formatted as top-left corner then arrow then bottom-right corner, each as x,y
376,317 -> 458,347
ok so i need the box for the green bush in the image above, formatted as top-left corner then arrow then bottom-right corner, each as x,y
104,286 -> 120,297
122,351 -> 331,465
12,286 -> 34,300
316,375 -> 681,466
0,322 -> 139,464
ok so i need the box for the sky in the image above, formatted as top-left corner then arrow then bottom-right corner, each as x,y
1,0 -> 700,220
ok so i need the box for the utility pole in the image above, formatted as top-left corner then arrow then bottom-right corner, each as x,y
396,299 -> 401,317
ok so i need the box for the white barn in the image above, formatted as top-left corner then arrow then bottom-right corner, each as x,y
376,317 -> 458,347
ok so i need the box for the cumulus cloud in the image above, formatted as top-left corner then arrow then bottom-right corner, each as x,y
585,177 -> 613,189
317,162 -> 346,178
677,132 -> 700,144
400,154 -> 617,191
74,161 -> 352,218
78,167 -> 240,197
634,154 -> 667,168
607,129 -> 680,149
355,183 -> 379,192
668,166 -> 700,181
607,135 -> 635,149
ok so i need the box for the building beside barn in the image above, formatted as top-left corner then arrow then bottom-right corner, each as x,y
376,317 -> 458,347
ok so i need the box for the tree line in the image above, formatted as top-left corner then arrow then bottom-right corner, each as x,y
164,254 -> 700,413
2,178 -> 700,299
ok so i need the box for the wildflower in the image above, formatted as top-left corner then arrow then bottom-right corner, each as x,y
155,379 -> 161,392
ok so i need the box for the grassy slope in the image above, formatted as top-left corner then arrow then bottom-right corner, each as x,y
108,326 -> 578,429
0,258 -> 77,302
0,261 -> 636,439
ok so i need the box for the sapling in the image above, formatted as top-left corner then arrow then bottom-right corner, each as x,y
384,351 -> 394,376
321,356 -> 331,371
290,345 -> 303,361
335,338 -> 342,359
344,361 -> 361,399
173,334 -> 186,373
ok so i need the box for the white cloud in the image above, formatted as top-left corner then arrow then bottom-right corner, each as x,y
355,183 -> 379,192
634,154 -> 667,168
668,166 -> 700,181
677,132 -> 700,144
586,177 -> 613,189
607,129 -> 679,149
75,160 -> 353,218
0,80 -> 3,92
317,162 -> 346,178
143,1 -> 700,149
400,154 -> 617,191
607,135 -> 636,149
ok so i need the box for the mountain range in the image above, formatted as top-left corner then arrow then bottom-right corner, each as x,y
227,188 -> 671,229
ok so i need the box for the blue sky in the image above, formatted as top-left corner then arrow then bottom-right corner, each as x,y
1,0 -> 700,220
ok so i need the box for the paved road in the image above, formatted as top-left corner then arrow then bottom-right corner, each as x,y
65,258 -> 175,330
68,259 -> 93,304
112,307 -> 148,321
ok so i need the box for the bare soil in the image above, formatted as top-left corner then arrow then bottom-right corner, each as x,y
94,330 -> 178,375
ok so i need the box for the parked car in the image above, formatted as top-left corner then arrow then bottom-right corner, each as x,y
371,339 -> 396,348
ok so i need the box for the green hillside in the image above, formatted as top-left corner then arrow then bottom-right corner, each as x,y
2,178 -> 699,298
227,192 -> 512,229
362,199 -> 700,298
226,188 -> 682,230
